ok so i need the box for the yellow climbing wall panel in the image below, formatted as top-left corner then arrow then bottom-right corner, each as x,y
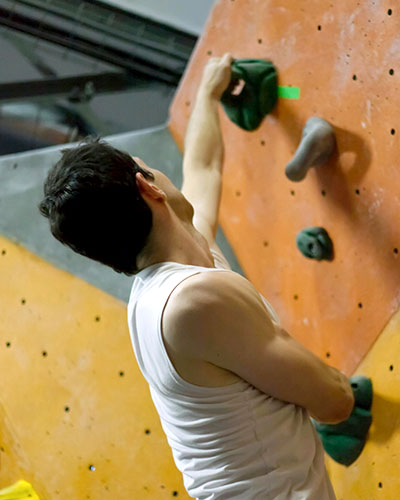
169,0 -> 400,377
0,236 -> 189,499
326,308 -> 400,500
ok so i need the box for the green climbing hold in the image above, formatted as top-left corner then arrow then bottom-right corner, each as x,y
220,59 -> 278,131
312,376 -> 373,467
296,227 -> 333,261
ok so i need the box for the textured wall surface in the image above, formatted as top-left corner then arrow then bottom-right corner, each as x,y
169,0 -> 400,377
0,235 -> 191,499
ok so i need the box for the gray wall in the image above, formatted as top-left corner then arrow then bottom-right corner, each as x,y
102,0 -> 216,36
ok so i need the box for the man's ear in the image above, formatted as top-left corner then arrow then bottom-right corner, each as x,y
136,172 -> 166,201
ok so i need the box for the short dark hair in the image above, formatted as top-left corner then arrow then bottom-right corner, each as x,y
39,137 -> 155,275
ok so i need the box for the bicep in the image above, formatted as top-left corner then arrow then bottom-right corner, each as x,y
170,272 -> 353,423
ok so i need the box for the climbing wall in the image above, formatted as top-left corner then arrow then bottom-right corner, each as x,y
169,0 -> 400,377
0,236 -> 190,499
168,0 -> 400,496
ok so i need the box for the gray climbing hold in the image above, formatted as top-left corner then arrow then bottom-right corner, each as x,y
285,117 -> 336,182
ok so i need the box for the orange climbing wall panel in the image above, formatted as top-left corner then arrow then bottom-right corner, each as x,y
0,236 -> 189,500
169,0 -> 400,375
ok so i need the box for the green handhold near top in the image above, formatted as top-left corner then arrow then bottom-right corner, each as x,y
296,227 -> 333,261
220,59 -> 278,131
312,376 -> 373,467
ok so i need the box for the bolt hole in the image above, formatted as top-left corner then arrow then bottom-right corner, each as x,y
358,302 -> 363,308
95,316 -> 100,322
378,482 -> 383,488
294,295 -> 299,300
388,8 -> 392,15
351,382 -> 358,389
119,371 -> 125,377
391,128 -> 396,135
258,38 -> 262,44
263,241 -> 269,247
207,50 -> 212,55
13,163 -> 18,169
389,68 -> 395,75
321,190 -> 326,196
185,101 -> 190,107
390,365 -> 394,371
65,406 -> 70,412
172,492 -> 179,497
290,190 -> 295,196
317,25 -> 322,30
6,342 -> 11,348
42,351 -> 47,357
260,140 -> 265,146
21,298 -> 26,305
355,189 -> 360,195
326,352 -> 331,358
394,248 -> 398,254
145,429 -> 151,434
1,249 -> 6,255
353,74 -> 357,81
236,191 -> 241,197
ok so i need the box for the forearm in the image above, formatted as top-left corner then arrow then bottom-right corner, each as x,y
183,88 -> 224,170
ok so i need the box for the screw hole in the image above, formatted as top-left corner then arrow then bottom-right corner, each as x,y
391,128 -> 396,135
389,68 -> 395,75
394,248 -> 398,254
358,302 -> 363,308
378,482 -> 383,488
317,25 -> 322,30
260,140 -> 265,146
207,50 -> 212,55
290,190 -> 295,196
355,189 -> 360,195
321,190 -> 326,196
236,191 -> 241,197
21,298 -> 26,305
6,342 -> 11,348
1,249 -> 6,255
42,351 -> 47,357
65,406 -> 70,412
119,371 -> 125,377
258,38 -> 262,44
95,316 -> 100,322
353,74 -> 357,81
390,365 -> 394,371
388,8 -> 392,15
326,352 -> 331,358
172,492 -> 179,497
145,429 -> 151,434
263,241 -> 269,247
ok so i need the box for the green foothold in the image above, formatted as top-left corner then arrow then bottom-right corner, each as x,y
220,58 -> 279,131
296,227 -> 333,261
312,376 -> 373,467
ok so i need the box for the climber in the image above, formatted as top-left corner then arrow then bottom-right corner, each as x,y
39,52 -> 354,500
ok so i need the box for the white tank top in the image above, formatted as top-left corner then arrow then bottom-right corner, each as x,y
127,249 -> 336,500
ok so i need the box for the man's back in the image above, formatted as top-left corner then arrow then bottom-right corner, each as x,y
127,252 -> 338,499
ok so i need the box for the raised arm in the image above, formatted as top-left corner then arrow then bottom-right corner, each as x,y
181,53 -> 233,246
163,270 -> 355,425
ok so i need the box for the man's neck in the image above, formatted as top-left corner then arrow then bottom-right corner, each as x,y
137,220 -> 214,271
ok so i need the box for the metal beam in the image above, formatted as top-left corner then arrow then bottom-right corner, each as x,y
0,71 -> 145,102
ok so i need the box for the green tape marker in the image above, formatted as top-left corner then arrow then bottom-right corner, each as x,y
278,86 -> 300,99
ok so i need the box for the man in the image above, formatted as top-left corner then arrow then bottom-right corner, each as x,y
40,53 -> 354,499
